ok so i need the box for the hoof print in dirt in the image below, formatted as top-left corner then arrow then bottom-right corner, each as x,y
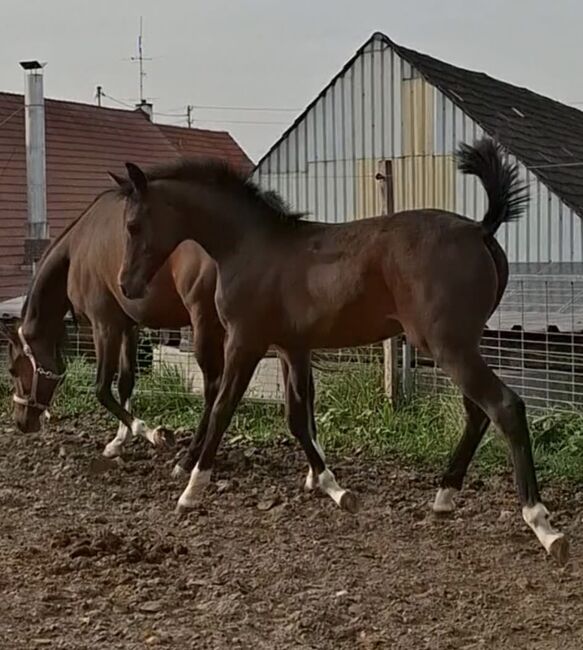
87,456 -> 119,475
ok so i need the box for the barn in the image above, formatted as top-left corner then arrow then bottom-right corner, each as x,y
254,32 -> 583,407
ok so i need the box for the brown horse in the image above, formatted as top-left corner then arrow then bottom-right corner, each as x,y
0,184 -> 319,486
115,137 -> 568,563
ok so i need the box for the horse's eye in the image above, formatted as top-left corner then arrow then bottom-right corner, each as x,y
127,221 -> 141,235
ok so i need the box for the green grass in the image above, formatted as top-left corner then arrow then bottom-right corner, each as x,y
3,357 -> 583,484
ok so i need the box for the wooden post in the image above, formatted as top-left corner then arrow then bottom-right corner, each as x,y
383,336 -> 400,405
402,339 -> 413,399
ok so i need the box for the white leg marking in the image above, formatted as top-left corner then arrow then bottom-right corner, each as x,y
318,468 -> 348,507
432,487 -> 458,514
305,437 -> 324,491
103,401 -> 131,458
522,503 -> 565,555
177,466 -> 212,511
304,467 -> 317,491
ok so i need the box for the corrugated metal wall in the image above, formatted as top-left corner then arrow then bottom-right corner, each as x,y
254,35 -> 583,266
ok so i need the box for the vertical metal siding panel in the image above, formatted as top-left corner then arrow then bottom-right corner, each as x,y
350,61 -> 359,221
330,82 -> 339,223
542,184 -> 552,262
527,172 -> 537,263
549,193 -> 560,261
573,207 -> 583,262
536,179 -> 542,263
361,46 -> 371,218
339,73 -> 349,222
392,51 -> 402,158
379,42 -> 389,159
401,79 -> 412,157
514,155 -> 526,262
305,109 -> 316,220
454,106 -> 464,217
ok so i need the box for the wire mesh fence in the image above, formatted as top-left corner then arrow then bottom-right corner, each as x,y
411,276 -> 583,411
2,275 -> 583,415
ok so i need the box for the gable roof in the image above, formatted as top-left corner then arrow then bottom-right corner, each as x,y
255,32 -> 583,217
0,92 -> 251,302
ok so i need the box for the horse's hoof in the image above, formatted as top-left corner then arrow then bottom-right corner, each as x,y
549,535 -> 569,566
102,444 -> 121,459
153,426 -> 176,449
175,500 -> 195,517
339,490 -> 360,514
172,463 -> 189,480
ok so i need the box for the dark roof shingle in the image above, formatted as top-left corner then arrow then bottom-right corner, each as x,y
388,34 -> 583,216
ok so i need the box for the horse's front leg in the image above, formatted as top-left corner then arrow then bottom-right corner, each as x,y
176,336 -> 265,512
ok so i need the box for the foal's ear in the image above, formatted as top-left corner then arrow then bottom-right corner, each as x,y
125,162 -> 148,195
108,171 -> 126,187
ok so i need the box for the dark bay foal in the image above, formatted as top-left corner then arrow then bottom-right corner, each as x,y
115,138 -> 568,563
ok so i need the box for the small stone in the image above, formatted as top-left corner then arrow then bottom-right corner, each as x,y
139,600 -> 163,614
216,480 -> 230,494
498,510 -> 513,522
257,496 -> 281,511
145,635 -> 160,645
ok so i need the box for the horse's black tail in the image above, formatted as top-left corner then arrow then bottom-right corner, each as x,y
456,137 -> 529,238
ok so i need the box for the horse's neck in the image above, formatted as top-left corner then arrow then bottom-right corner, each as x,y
177,183 -> 257,261
22,236 -> 71,343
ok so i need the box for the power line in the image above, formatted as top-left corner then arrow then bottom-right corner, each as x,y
100,92 -> 134,109
0,106 -> 24,128
189,104 -> 301,112
191,117 -> 289,125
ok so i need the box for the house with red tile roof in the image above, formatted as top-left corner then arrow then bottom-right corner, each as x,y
0,92 -> 252,303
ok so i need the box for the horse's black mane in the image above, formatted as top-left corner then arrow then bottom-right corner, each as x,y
116,157 -> 306,225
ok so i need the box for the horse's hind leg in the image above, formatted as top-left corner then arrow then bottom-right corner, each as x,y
436,346 -> 567,563
433,396 -> 490,513
103,327 -> 137,458
280,354 -> 326,493
281,350 -> 358,513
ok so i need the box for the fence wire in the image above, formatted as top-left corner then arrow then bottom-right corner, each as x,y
2,276 -> 583,414
412,276 -> 583,411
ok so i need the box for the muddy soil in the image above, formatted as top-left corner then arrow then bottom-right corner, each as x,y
1,411 -> 583,649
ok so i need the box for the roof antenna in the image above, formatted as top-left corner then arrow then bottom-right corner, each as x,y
130,17 -> 151,105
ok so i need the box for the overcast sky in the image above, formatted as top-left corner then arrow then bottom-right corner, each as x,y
1,0 -> 582,162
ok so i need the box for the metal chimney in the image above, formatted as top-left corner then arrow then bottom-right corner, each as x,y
20,60 -> 49,266
135,99 -> 153,121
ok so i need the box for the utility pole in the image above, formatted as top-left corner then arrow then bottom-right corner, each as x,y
187,104 -> 193,128
96,85 -> 103,107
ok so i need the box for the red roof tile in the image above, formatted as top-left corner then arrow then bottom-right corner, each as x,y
0,93 -> 252,302
158,124 -> 253,174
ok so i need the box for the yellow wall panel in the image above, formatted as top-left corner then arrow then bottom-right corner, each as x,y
402,79 -> 434,157
393,155 -> 456,213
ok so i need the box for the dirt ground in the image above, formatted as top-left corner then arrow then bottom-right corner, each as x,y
1,412 -> 583,650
